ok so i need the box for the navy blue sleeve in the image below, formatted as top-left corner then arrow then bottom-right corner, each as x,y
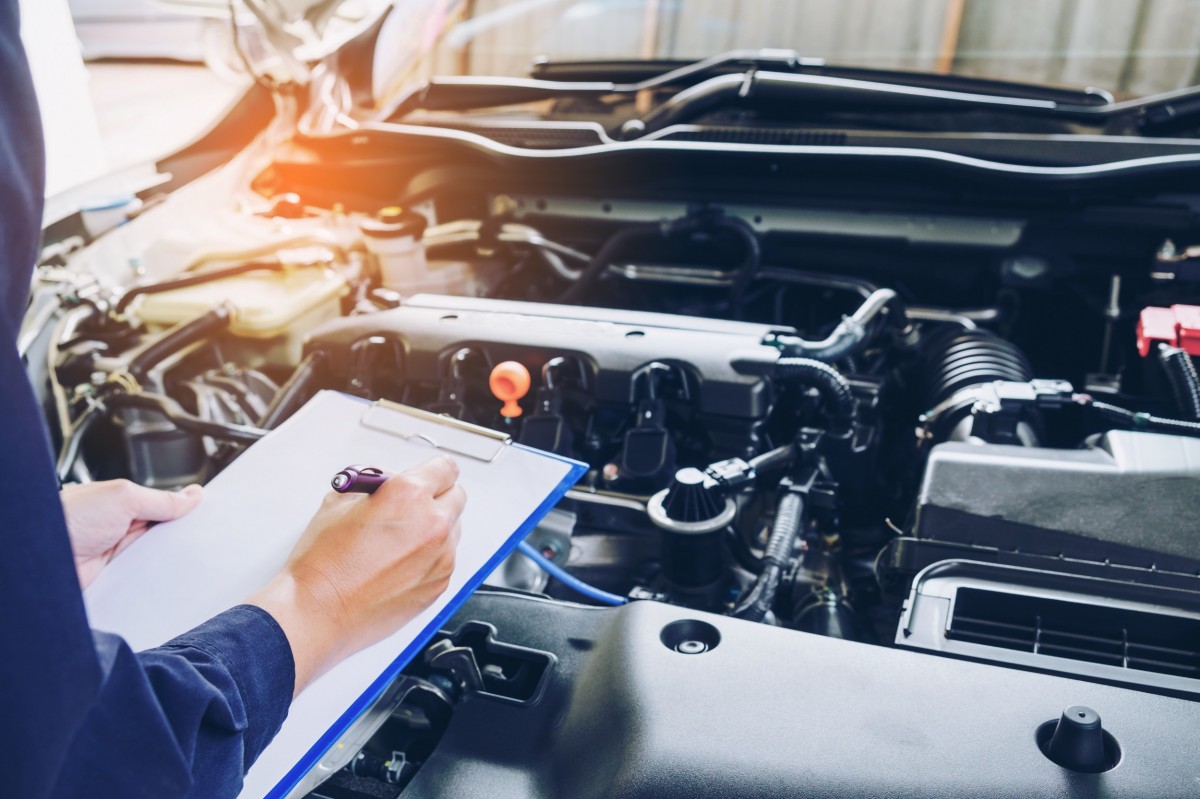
0,3 -> 297,797
0,0 -> 44,341
0,337 -> 298,798
50,608 -> 295,799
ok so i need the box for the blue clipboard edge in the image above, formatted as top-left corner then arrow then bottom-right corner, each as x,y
263,445 -> 589,799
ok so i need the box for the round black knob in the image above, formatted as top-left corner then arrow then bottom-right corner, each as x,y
647,468 -> 738,591
1040,705 -> 1117,773
659,468 -> 724,523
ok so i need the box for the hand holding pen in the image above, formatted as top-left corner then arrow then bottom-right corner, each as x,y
331,465 -> 389,495
250,456 -> 466,695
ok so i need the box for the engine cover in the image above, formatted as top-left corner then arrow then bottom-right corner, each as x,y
344,591 -> 1200,799
307,294 -> 786,419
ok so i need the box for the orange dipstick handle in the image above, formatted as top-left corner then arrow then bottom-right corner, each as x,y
489,361 -> 531,418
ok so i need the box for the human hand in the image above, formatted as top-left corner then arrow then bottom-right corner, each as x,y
60,480 -> 204,589
249,456 -> 465,695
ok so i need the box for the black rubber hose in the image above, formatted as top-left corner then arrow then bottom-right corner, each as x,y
775,357 -> 857,433
733,490 -> 805,622
557,223 -> 663,304
1089,400 -> 1200,437
258,350 -> 327,429
126,305 -> 233,381
748,443 -> 796,472
716,214 -> 762,320
107,392 -> 266,444
1158,345 -> 1200,420
726,526 -> 763,573
115,262 -> 283,315
885,293 -> 911,336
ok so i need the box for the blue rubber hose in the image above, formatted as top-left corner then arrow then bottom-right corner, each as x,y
516,541 -> 628,606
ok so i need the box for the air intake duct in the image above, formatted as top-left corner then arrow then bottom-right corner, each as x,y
918,328 -> 1034,444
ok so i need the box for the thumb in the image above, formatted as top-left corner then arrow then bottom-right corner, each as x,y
125,483 -> 204,523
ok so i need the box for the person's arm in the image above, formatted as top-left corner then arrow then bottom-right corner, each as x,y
41,458 -> 464,798
44,458 -> 464,799
60,460 -> 464,697
47,610 -> 296,798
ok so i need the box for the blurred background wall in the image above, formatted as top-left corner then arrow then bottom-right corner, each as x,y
457,0 -> 1200,99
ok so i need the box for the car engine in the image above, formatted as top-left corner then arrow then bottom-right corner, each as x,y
28,130 -> 1200,797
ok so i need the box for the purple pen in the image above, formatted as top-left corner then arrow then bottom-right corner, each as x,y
331,465 -> 388,494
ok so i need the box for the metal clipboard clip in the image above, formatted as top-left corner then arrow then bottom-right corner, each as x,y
359,399 -> 512,463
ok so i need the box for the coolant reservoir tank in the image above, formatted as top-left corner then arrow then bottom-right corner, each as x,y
361,207 -> 429,291
133,265 -> 347,339
131,263 -> 348,364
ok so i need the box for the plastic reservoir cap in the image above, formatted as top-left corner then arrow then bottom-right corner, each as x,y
361,206 -> 429,240
490,361 -> 531,418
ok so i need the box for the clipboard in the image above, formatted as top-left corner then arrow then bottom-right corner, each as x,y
82,391 -> 588,799
360,399 -> 512,463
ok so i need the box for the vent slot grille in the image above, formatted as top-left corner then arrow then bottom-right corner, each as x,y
948,588 -> 1200,679
660,127 -> 848,146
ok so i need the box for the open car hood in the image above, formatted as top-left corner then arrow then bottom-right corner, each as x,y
153,0 -> 392,83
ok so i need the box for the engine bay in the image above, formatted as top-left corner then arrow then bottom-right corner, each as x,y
28,126 -> 1200,796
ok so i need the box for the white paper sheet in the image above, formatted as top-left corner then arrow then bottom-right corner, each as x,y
83,391 -> 583,798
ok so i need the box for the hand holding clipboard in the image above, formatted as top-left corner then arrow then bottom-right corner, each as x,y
83,391 -> 586,799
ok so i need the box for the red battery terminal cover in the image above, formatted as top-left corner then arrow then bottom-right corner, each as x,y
1136,304 -> 1200,357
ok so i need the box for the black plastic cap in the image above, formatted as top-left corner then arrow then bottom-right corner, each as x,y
1039,705 -> 1118,773
660,468 -> 725,523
